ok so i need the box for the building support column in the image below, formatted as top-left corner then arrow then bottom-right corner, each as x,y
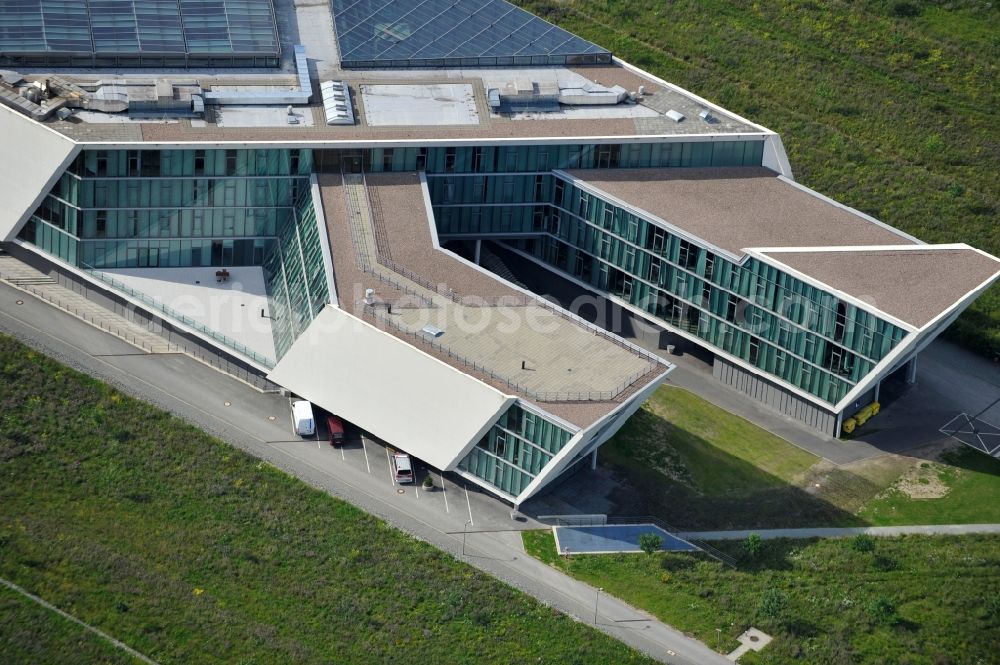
874,380 -> 881,403
590,449 -> 597,470
834,410 -> 843,438
474,239 -> 482,265
906,356 -> 918,384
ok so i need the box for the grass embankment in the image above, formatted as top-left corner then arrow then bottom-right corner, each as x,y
0,334 -> 651,665
524,531 -> 1000,664
602,386 -> 1000,529
0,584 -> 138,665
517,0 -> 1000,356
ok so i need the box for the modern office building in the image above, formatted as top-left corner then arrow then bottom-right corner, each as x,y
0,0 -> 997,504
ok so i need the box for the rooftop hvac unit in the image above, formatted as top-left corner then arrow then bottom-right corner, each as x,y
665,109 -> 684,122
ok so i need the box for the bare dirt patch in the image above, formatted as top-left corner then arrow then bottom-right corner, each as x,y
893,463 -> 951,499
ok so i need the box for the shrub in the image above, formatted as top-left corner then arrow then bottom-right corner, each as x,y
422,474 -> 434,489
985,593 -> 1000,618
639,533 -> 663,555
867,596 -> 898,624
873,555 -> 899,572
743,533 -> 764,560
758,587 -> 788,621
851,534 -> 876,553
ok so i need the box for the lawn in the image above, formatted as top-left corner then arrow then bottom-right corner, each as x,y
516,0 -> 1000,357
523,530 -> 1000,664
598,386 -> 861,529
604,386 -> 818,494
0,333 -> 651,665
599,386 -> 1000,529
0,583 -> 139,665
858,445 -> 1000,526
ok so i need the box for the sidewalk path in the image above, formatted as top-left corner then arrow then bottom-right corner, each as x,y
679,524 -> 1000,541
0,280 -> 728,665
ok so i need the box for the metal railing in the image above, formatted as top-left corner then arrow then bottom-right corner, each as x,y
539,514 -> 738,568
81,264 -> 275,369
367,306 -> 658,402
6,281 -> 169,355
350,177 -> 668,371
339,172 -> 668,402
341,174 -> 437,307
1,256 -> 280,392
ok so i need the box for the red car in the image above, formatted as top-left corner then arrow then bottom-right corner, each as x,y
326,414 -> 345,446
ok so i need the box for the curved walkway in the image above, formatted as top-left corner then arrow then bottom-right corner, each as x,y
678,524 -> 1000,541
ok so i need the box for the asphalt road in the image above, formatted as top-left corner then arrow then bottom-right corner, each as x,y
0,280 -> 730,665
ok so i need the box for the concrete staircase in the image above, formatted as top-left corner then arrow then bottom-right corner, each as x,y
0,253 -> 176,354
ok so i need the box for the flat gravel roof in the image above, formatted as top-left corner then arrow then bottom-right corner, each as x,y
564,167 -> 916,258
761,248 -> 1000,328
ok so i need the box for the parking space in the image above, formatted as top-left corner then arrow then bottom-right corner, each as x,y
271,405 -> 511,531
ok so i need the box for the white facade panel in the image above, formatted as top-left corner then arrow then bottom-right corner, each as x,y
0,106 -> 78,241
515,367 -> 671,504
267,307 -> 514,470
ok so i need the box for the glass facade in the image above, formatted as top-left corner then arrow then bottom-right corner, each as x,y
480,177 -> 910,406
20,148 -> 312,269
0,0 -> 280,68
19,147 -> 328,364
263,187 -> 330,360
316,140 -> 765,175
330,0 -> 610,69
18,137 -> 879,405
458,402 -> 575,498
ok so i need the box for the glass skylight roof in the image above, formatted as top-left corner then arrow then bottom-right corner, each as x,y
330,0 -> 612,68
0,0 -> 279,58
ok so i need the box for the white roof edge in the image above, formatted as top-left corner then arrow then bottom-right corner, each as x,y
13,239 -> 275,370
309,174 -> 339,307
420,172 -> 670,378
0,106 -> 80,241
552,168 -> 743,262
267,307 -> 515,470
322,306 -> 514,397
830,271 -> 999,412
503,244 -> 839,413
514,398 -> 583,435
744,248 -> 918,332
775,174 -> 924,245
750,243 -> 983,255
515,366 -> 673,503
612,56 -> 775,134
913,267 -> 1000,334
71,132 -> 772,151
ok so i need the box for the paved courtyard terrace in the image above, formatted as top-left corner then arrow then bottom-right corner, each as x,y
316,171 -> 664,428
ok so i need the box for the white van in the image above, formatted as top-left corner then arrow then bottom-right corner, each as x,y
391,452 -> 414,484
291,400 -> 315,437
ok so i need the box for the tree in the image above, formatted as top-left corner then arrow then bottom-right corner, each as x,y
638,533 -> 663,555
